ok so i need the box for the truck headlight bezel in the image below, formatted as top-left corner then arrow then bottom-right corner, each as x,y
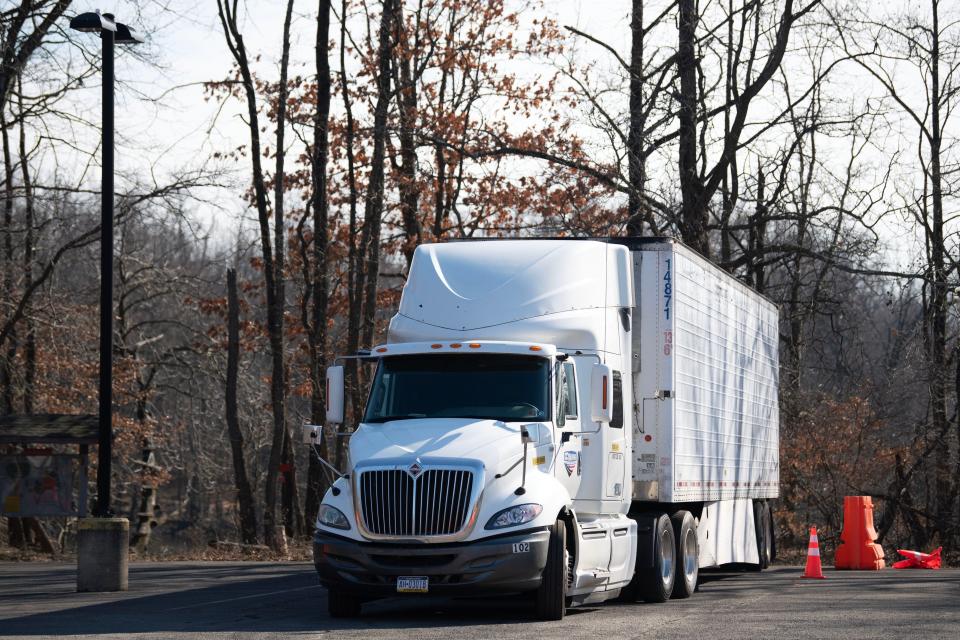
318,504 -> 351,530
484,503 -> 543,530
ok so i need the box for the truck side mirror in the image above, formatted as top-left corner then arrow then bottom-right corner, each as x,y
326,365 -> 345,424
591,364 -> 614,423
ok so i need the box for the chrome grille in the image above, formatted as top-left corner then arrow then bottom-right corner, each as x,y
359,468 -> 474,537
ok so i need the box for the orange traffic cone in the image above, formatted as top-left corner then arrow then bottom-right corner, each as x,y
892,547 -> 942,569
802,526 -> 826,579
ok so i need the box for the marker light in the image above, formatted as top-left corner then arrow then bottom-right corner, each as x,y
529,345 -> 542,352
602,375 -> 608,410
376,347 -> 388,353
468,343 -> 481,349
431,343 -> 443,349
450,343 -> 462,348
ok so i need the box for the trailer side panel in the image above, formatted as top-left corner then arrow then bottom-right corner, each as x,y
631,241 -> 779,503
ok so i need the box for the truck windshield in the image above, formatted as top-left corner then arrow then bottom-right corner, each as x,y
363,354 -> 550,423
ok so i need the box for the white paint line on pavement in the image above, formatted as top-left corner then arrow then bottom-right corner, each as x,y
164,583 -> 321,612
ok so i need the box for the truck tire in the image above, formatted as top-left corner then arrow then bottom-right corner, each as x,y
327,590 -> 362,618
535,520 -> 567,621
768,503 -> 777,563
670,511 -> 698,599
636,513 -> 676,603
751,500 -> 770,570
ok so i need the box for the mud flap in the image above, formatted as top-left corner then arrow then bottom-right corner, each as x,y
632,513 -> 659,569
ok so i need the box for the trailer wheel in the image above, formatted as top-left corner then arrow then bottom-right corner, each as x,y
768,503 -> 777,563
534,520 -> 567,621
751,500 -> 771,570
327,590 -> 362,618
635,513 -> 676,603
761,502 -> 774,567
670,511 -> 698,599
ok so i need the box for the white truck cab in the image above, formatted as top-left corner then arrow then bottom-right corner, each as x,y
311,238 -> 779,620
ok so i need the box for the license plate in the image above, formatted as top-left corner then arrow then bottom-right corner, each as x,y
396,576 -> 429,593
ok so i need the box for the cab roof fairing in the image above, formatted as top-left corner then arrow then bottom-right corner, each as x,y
387,240 -> 634,352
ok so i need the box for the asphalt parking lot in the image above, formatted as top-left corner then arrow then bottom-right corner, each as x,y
0,561 -> 957,639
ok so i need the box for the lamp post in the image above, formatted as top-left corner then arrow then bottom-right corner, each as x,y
69,11 -> 142,519
69,10 -> 142,593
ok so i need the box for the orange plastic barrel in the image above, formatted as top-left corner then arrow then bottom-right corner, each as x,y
834,496 -> 885,570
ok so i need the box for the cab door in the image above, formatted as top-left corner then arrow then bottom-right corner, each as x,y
554,360 -> 583,498
605,371 -> 627,499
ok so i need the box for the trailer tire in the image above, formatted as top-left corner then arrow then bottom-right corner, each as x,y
751,500 -> 771,570
535,520 -> 567,621
670,511 -> 698,599
635,513 -> 676,603
768,503 -> 777,563
327,590 -> 362,618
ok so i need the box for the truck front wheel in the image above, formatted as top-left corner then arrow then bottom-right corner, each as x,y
636,513 -> 676,603
534,520 -> 568,621
327,590 -> 362,618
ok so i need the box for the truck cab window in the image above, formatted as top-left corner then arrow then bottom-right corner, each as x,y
563,362 -> 578,418
556,361 -> 578,427
363,354 -> 550,423
610,370 -> 623,429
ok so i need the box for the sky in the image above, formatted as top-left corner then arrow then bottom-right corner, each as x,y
52,0 -> 950,273
57,0 -> 633,240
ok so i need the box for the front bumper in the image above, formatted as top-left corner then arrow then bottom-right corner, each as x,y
313,527 -> 550,597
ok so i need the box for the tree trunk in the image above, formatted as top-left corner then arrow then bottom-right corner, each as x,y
0,1 -> 72,110
280,427 -> 303,538
8,516 -> 25,548
926,0 -> 950,542
396,15 -> 421,266
263,0 -> 293,549
17,82 -> 35,413
719,0 -> 737,266
338,0 -> 397,470
626,0 -> 646,236
304,0 -> 334,535
0,107 -> 16,413
130,438 -> 158,553
676,0 -> 707,254
432,7 -> 457,239
360,0 -> 397,351
341,0 -> 365,458
226,268 -> 258,545
749,167 -> 767,294
215,0 -> 286,549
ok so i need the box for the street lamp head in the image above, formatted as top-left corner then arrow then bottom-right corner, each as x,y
69,11 -> 142,43
114,23 -> 145,45
69,11 -> 117,33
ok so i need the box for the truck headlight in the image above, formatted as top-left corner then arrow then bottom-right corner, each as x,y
484,503 -> 543,529
318,504 -> 350,530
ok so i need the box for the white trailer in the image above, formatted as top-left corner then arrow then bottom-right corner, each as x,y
310,237 -> 779,619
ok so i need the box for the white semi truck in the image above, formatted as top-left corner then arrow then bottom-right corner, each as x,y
309,237 -> 779,619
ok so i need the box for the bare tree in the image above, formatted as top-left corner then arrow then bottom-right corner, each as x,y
302,0 -> 334,532
226,268 -> 258,544
831,0 -> 960,544
214,0 -> 297,548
